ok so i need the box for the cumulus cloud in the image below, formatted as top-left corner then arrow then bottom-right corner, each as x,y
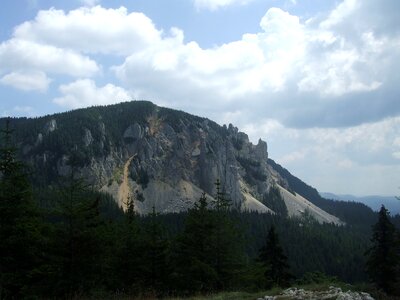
0,71 -> 50,92
13,6 -> 161,56
0,39 -> 99,79
194,0 -> 254,11
53,79 -> 131,109
3,1 -> 397,128
239,115 -> 400,195
112,1 -> 400,128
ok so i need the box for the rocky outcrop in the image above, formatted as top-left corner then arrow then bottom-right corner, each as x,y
83,128 -> 93,147
44,119 -> 57,134
13,101 -> 344,223
124,123 -> 144,142
259,286 -> 374,300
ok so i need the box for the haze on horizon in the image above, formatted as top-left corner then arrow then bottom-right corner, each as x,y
0,0 -> 399,197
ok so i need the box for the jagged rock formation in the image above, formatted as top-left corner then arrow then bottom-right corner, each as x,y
3,101 -> 342,224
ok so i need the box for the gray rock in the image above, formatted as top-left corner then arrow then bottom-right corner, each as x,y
44,119 -> 57,134
123,123 -> 143,142
272,286 -> 374,300
36,133 -> 43,146
83,128 -> 93,147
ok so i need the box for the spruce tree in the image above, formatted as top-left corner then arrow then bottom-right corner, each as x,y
258,225 -> 293,288
141,206 -> 170,295
115,194 -> 144,294
174,193 -> 218,293
0,119 -> 43,298
366,205 -> 400,294
50,172 -> 105,297
211,179 -> 244,290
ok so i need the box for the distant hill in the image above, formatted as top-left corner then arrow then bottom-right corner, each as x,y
321,192 -> 400,215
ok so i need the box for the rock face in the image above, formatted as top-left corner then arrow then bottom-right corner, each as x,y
259,286 -> 374,300
10,101 -> 342,224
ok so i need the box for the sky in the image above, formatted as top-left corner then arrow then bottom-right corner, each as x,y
0,0 -> 399,196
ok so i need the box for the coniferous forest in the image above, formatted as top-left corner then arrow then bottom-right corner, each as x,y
1,120 -> 400,299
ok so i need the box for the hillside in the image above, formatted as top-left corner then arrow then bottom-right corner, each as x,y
2,101 -> 341,224
322,192 -> 400,215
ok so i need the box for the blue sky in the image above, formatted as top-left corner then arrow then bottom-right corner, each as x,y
1,0 -> 400,196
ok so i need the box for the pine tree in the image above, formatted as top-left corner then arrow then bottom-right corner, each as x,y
141,205 -> 170,295
0,119 -> 44,298
173,193 -> 218,293
365,205 -> 400,294
258,225 -> 293,288
50,172 -> 105,296
211,179 -> 244,290
115,194 -> 144,294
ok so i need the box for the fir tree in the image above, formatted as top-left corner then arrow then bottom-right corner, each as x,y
173,193 -> 218,293
0,119 -> 44,298
49,172 -> 105,297
258,225 -> 293,288
115,194 -> 144,294
141,205 -> 170,295
365,205 -> 400,294
211,179 -> 244,290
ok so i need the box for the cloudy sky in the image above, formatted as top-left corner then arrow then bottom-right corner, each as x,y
1,0 -> 399,196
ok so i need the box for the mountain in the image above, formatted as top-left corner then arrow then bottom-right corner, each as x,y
321,192 -> 400,215
1,101 -> 342,224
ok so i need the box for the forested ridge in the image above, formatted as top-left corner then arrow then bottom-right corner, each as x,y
1,115 -> 400,299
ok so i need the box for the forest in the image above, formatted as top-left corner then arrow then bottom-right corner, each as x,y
1,120 -> 400,299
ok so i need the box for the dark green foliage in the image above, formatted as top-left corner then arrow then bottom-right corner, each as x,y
240,211 -> 370,283
365,206 -> 400,295
262,186 -> 288,216
115,196 -> 145,294
258,225 -> 293,288
140,206 -> 170,295
44,174 -> 110,297
296,271 -> 339,285
0,115 -> 393,298
173,186 -> 245,294
0,120 -> 44,299
136,167 -> 149,188
173,193 -> 219,293
212,180 -> 245,290
237,156 -> 267,184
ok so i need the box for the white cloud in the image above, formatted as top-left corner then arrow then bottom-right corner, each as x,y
53,79 -> 132,109
194,0 -> 254,11
13,6 -> 161,56
0,71 -> 50,92
320,0 -> 360,30
392,152 -> 400,160
4,2 -> 397,127
0,39 -> 99,77
113,2 -> 399,128
114,6 -> 307,108
240,115 -> 400,195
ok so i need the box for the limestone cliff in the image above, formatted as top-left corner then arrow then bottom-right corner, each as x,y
4,101 -> 342,224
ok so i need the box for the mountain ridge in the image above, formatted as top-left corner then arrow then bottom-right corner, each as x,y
1,101 -> 342,224
322,192 -> 400,215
